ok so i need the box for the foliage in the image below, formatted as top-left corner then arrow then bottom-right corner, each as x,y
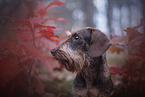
109,19 -> 145,96
45,78 -> 73,97
0,1 -> 67,97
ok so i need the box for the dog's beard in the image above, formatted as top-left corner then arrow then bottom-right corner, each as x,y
54,50 -> 76,72
54,51 -> 91,72
54,44 -> 91,72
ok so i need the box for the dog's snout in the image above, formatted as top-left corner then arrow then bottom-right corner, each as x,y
51,48 -> 56,56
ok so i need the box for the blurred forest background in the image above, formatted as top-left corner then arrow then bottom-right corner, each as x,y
0,0 -> 145,97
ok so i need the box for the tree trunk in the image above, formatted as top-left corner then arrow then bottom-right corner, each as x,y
81,0 -> 95,27
107,0 -> 113,38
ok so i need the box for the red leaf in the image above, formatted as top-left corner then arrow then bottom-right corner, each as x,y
13,26 -> 31,33
110,67 -> 128,74
37,1 -> 44,9
129,53 -> 145,58
40,29 -> 58,38
132,71 -> 138,77
18,44 -> 40,58
126,58 -> 141,66
24,45 -> 40,58
45,1 -> 65,9
132,39 -> 145,49
45,37 -> 59,44
35,9 -> 48,17
7,17 -> 29,27
40,54 -> 51,66
0,40 -> 17,51
129,35 -> 144,45
16,30 -> 33,41
34,23 -> 55,29
110,36 -> 127,45
45,18 -> 68,23
35,1 -> 65,17
124,27 -> 143,43
29,17 -> 42,25
109,45 -> 124,54
0,56 -> 22,87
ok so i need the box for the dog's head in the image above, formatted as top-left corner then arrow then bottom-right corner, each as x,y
51,28 -> 111,72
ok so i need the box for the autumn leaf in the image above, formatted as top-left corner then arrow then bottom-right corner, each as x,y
129,35 -> 144,46
124,27 -> 143,43
0,56 -> 22,87
22,44 -> 40,58
110,38 -> 127,46
126,58 -> 141,66
45,37 -> 59,45
16,30 -> 33,41
0,40 -> 17,50
131,38 -> 145,50
40,29 -> 58,37
13,26 -> 31,33
36,9 -> 48,18
7,17 -> 29,27
29,17 -> 42,25
129,52 -> 145,58
40,54 -> 50,66
0,1 -> 68,96
110,67 -> 128,74
45,18 -> 68,23
35,1 -> 65,17
129,39 -> 145,58
34,23 -> 55,29
132,71 -> 138,77
109,45 -> 124,54
45,1 -> 65,9
37,1 -> 44,9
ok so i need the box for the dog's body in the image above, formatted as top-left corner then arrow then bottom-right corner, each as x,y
72,55 -> 112,97
51,28 -> 113,97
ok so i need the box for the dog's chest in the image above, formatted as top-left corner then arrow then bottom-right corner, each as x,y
72,87 -> 106,97
83,70 -> 97,88
72,71 -> 101,97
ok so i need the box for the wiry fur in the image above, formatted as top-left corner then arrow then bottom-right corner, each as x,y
71,55 -> 112,97
51,28 -> 113,97
55,43 -> 91,72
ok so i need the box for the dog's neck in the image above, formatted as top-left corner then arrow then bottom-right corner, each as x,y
81,54 -> 111,89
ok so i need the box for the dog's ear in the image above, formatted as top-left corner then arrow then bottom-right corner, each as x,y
88,28 -> 111,57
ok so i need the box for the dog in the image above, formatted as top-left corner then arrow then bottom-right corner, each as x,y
51,28 -> 113,97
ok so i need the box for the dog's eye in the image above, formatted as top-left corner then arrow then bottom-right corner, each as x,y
74,35 -> 79,40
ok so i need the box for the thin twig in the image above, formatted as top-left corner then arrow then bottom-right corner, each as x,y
137,57 -> 144,91
28,22 -> 37,48
6,48 -> 35,96
7,49 -> 19,62
127,45 -> 133,81
28,60 -> 34,96
6,49 -> 28,74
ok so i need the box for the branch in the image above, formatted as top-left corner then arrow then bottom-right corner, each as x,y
27,59 -> 34,96
137,57 -> 144,90
28,22 -> 37,48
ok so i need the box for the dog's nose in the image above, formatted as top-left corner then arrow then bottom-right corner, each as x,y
51,49 -> 56,56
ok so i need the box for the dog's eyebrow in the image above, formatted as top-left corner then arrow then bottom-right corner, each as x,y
71,33 -> 79,37
71,33 -> 76,36
65,31 -> 72,37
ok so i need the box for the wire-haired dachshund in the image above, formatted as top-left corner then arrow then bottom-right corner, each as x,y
51,28 -> 113,97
